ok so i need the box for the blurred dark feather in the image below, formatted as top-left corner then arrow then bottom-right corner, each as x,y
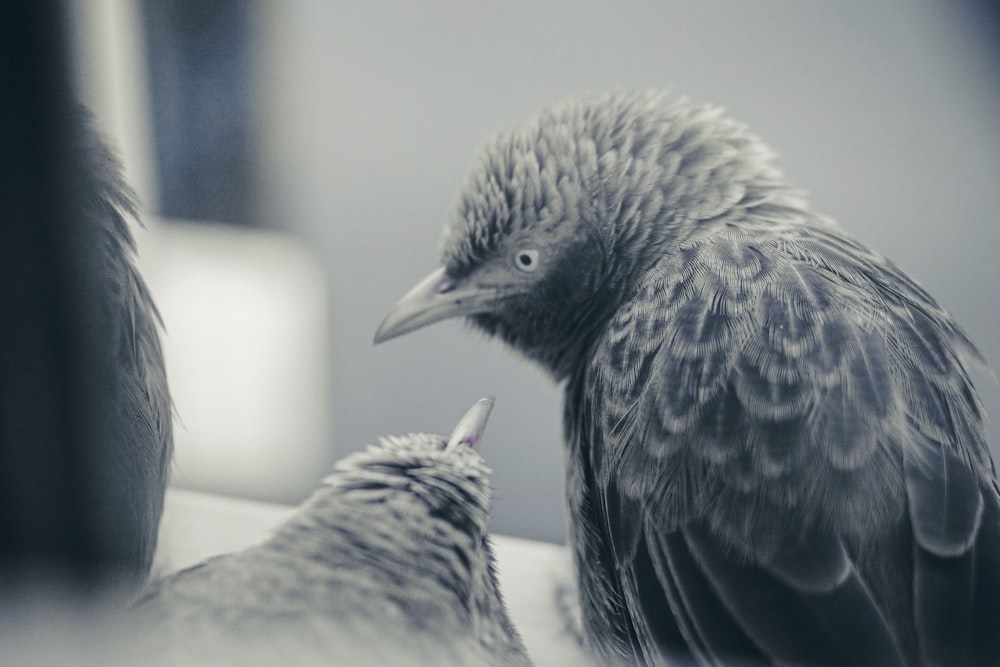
0,0 -> 171,600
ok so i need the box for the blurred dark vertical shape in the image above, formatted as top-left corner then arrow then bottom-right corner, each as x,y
968,0 -> 1000,46
138,0 -> 259,226
0,0 -> 138,598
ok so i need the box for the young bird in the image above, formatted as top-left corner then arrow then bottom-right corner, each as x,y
375,91 -> 1000,666
129,398 -> 532,667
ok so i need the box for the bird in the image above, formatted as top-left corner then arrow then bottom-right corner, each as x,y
373,90 -> 1000,666
81,110 -> 173,591
127,398 -> 532,667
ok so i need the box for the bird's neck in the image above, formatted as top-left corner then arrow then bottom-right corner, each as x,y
489,282 -> 619,383
550,289 -> 620,380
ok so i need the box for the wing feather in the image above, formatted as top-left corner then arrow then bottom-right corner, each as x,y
586,221 -> 996,666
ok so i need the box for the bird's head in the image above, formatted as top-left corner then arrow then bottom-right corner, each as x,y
375,90 -> 785,378
326,397 -> 496,539
315,398 -> 526,658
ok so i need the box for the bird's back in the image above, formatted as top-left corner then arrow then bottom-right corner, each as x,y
128,428 -> 532,667
131,549 -> 494,666
573,206 -> 999,665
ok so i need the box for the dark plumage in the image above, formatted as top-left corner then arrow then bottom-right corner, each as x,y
129,398 -> 532,667
0,0 -> 169,602
375,91 -> 1000,666
76,110 -> 173,592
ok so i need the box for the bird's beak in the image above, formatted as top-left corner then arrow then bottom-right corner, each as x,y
446,397 -> 495,450
373,266 -> 497,344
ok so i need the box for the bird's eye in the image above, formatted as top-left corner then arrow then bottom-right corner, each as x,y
513,249 -> 540,273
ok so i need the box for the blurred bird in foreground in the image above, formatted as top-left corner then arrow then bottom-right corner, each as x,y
375,91 -> 1000,666
72,110 -> 173,592
129,398 -> 532,667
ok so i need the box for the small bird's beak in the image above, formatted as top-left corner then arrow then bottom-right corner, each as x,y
446,397 -> 495,450
373,266 -> 497,344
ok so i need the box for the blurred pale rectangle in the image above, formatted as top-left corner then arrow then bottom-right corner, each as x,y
146,222 -> 333,503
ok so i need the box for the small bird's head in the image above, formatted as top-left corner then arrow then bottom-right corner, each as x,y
375,90 -> 784,378
325,397 -> 496,539
311,397 -> 527,661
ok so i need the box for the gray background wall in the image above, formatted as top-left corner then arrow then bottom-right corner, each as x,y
246,1 -> 1000,543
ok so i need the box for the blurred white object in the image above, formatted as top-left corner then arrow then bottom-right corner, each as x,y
147,221 -> 332,503
155,488 -> 596,667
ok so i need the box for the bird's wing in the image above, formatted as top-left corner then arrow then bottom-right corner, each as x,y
81,111 -> 174,584
588,221 -> 999,666
792,224 -> 1000,665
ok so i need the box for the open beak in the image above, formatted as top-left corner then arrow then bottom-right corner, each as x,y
446,397 -> 495,450
373,266 -> 497,344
